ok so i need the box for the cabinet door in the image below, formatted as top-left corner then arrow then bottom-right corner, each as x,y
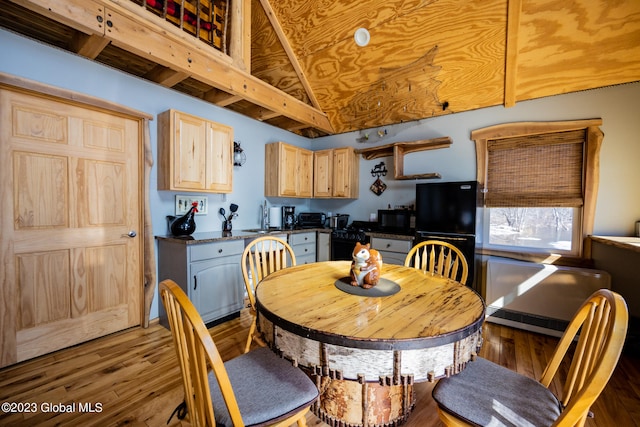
317,232 -> 330,262
372,237 -> 413,266
158,110 -> 233,193
205,121 -> 233,192
333,147 -> 356,198
279,143 -> 300,197
173,111 -> 209,190
378,251 -> 407,265
191,256 -> 243,324
313,149 -> 333,198
298,148 -> 314,197
290,232 -> 316,264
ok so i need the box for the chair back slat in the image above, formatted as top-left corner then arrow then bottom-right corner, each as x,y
241,236 -> 296,353
405,240 -> 469,285
537,290 -> 628,426
161,279 -> 245,427
433,289 -> 628,427
243,237 -> 296,296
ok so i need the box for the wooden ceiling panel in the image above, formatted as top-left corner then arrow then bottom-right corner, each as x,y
268,0 -> 439,58
276,0 -> 508,133
250,0 -> 310,105
251,0 -> 290,74
2,0 -> 639,137
514,0 -> 640,101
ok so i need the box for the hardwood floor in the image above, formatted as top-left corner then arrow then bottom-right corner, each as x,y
0,308 -> 638,426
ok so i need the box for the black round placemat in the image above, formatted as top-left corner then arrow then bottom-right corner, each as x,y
334,277 -> 401,297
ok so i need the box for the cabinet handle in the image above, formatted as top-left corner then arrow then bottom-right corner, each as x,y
218,248 -> 223,253
194,275 -> 197,290
386,243 -> 392,248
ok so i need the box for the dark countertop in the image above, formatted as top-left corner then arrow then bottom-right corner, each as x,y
155,228 -> 414,245
156,227 -> 330,244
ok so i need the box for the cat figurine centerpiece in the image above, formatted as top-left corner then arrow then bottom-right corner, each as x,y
350,242 -> 383,289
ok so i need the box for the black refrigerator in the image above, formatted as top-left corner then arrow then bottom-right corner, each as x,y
414,181 -> 479,288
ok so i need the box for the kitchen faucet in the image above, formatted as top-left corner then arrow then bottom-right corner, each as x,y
262,200 -> 269,229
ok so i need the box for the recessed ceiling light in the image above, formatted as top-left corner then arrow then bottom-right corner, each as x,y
354,28 -> 370,47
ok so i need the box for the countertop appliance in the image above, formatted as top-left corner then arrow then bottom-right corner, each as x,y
298,212 -> 326,228
329,214 -> 349,230
415,181 -> 479,287
282,206 -> 295,229
377,209 -> 415,234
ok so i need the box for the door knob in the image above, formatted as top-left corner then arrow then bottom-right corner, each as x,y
123,230 -> 137,238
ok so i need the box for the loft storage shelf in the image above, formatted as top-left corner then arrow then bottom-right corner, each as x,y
137,0 -> 227,50
356,137 -> 452,180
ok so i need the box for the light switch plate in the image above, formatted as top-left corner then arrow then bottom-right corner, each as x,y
175,195 -> 208,215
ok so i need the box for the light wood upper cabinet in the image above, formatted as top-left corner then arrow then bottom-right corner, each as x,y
298,148 -> 313,198
265,142 -> 313,198
314,147 -> 359,198
313,149 -> 333,198
158,109 -> 233,193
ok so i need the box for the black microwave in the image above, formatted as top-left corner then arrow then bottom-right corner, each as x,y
377,210 -> 415,234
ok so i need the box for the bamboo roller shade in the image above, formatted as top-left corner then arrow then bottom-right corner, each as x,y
486,129 -> 586,207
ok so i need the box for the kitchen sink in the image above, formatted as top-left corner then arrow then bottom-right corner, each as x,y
242,228 -> 282,234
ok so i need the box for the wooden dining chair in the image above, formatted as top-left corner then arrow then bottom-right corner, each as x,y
404,240 -> 469,285
160,279 -> 318,427
432,289 -> 628,427
241,236 -> 296,353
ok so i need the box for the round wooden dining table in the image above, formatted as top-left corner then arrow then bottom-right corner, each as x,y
255,260 -> 485,427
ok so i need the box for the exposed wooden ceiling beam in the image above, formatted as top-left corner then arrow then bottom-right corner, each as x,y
203,90 -> 243,107
11,0 -> 334,134
105,1 -> 333,133
242,104 -> 281,121
143,65 -> 190,87
258,0 -> 322,110
71,32 -> 110,59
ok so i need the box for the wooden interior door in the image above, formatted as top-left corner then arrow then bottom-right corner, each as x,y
0,87 -> 143,368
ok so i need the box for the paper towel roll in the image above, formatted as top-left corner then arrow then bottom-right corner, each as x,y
269,206 -> 282,228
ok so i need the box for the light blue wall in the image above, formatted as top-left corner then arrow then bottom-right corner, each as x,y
2,28 -> 639,320
311,84 -> 640,235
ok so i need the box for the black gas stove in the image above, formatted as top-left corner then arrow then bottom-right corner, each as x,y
330,228 -> 368,242
330,221 -> 374,260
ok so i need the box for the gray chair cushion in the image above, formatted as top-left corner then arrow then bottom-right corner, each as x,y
208,347 -> 318,427
432,357 -> 562,427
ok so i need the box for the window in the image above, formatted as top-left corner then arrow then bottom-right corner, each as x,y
472,120 -> 603,258
487,207 -> 578,252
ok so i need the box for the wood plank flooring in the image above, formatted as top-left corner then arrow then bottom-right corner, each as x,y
0,307 -> 638,426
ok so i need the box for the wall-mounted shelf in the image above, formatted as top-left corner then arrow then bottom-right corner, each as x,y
355,137 -> 452,179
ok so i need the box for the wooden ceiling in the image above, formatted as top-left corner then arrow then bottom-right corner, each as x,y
2,0 -> 640,137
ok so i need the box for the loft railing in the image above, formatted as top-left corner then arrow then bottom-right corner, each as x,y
131,0 -> 228,52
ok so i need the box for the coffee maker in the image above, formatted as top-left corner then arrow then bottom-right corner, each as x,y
282,206 -> 295,229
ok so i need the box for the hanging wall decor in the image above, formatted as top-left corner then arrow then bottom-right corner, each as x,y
370,177 -> 387,196
370,161 -> 387,195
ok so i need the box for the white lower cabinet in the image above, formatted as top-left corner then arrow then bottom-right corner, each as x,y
371,236 -> 414,266
317,232 -> 330,262
289,232 -> 317,264
157,239 -> 245,326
